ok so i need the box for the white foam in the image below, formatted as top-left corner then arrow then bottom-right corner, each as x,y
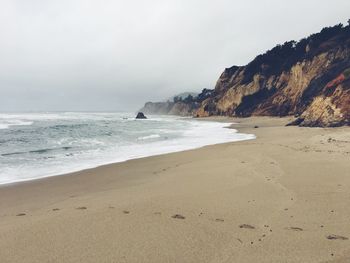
0,120 -> 33,129
0,112 -> 125,122
137,134 -> 161,140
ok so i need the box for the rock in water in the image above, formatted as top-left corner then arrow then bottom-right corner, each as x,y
136,112 -> 147,119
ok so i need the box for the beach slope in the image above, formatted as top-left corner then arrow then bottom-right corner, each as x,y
0,117 -> 349,263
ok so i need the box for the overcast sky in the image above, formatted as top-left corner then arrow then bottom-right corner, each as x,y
1,0 -> 349,112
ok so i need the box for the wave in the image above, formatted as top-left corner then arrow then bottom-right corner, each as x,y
0,120 -> 33,129
137,134 -> 161,140
0,112 -> 133,122
1,146 -> 72,156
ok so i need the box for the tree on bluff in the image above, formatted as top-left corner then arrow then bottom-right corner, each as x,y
242,22 -> 349,84
309,23 -> 344,47
173,96 -> 182,103
183,95 -> 194,103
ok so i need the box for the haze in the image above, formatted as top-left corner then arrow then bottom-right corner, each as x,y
1,0 -> 349,112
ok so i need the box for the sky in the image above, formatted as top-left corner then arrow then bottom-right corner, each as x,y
1,0 -> 350,112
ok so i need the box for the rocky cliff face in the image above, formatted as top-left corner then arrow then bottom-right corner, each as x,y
195,23 -> 350,127
139,101 -> 199,116
139,101 -> 174,115
139,90 -> 212,116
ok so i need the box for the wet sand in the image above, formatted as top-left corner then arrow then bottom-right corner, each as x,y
0,117 -> 349,263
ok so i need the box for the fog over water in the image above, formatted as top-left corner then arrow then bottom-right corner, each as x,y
1,0 -> 349,112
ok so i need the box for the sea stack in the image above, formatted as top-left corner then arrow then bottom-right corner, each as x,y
136,112 -> 147,119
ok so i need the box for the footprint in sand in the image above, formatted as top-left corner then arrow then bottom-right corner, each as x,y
76,207 -> 87,210
172,214 -> 185,219
123,210 -> 130,214
239,224 -> 255,229
326,234 -> 348,240
16,213 -> 26,216
286,227 -> 303,231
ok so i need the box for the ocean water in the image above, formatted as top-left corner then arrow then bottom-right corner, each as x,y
0,112 -> 255,185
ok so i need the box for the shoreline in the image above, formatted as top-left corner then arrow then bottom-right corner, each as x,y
0,117 -> 255,187
1,116 -> 350,263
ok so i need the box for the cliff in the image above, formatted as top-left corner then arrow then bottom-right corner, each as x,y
139,101 -> 198,116
195,22 -> 350,127
139,91 -> 210,116
139,101 -> 174,115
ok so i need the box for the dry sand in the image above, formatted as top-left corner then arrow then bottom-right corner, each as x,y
0,117 -> 349,263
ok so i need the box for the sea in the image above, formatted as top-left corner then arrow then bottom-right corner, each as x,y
0,112 -> 255,185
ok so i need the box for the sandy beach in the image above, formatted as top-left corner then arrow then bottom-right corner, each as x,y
0,117 -> 349,263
